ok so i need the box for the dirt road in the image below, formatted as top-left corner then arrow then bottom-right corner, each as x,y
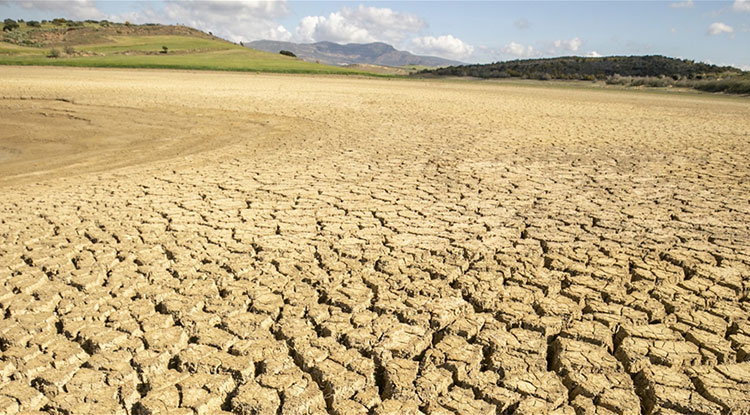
1,66 -> 749,415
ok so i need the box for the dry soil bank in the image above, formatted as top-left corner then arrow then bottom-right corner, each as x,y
1,66 -> 750,415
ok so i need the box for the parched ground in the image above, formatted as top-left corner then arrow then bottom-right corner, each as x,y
1,67 -> 750,415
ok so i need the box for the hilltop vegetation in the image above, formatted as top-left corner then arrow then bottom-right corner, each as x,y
0,19 -> 366,75
423,55 -> 739,80
419,55 -> 749,94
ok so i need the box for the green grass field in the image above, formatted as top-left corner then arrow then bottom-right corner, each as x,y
0,23 -> 370,75
0,49 -> 366,74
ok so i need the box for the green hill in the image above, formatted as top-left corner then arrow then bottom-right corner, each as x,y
420,55 -> 741,80
418,55 -> 749,94
0,19 -> 365,75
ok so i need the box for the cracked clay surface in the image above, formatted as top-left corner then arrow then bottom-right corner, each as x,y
1,67 -> 750,415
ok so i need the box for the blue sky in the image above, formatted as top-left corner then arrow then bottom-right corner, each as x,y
1,1 -> 748,67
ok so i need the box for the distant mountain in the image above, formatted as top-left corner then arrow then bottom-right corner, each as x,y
418,55 -> 742,80
246,40 -> 462,68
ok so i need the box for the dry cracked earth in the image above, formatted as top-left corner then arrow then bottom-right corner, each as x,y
1,66 -> 750,415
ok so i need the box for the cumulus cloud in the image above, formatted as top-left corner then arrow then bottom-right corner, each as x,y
553,37 -> 582,52
707,22 -> 734,35
670,0 -> 694,9
514,18 -> 530,30
502,42 -> 538,58
111,1 -> 291,43
295,5 -> 424,44
733,0 -> 750,12
13,0 -> 104,20
410,35 -> 474,60
499,37 -> 597,60
159,0 -> 291,42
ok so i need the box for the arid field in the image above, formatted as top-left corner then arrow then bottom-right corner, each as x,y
1,66 -> 749,415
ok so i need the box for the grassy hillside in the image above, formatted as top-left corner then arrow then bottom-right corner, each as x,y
0,19 -> 365,75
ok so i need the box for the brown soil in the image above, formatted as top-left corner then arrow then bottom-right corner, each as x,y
1,66 -> 749,415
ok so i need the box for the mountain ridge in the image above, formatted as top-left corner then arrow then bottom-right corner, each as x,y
246,40 -> 462,67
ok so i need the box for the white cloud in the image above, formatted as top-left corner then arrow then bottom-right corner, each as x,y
295,5 -> 424,44
297,13 -> 373,43
707,22 -> 734,35
164,0 -> 290,42
15,0 -> 104,20
553,37 -> 582,52
410,35 -> 474,60
670,0 -> 694,9
116,0 -> 292,43
498,37 -> 597,60
733,0 -> 750,12
502,42 -> 538,58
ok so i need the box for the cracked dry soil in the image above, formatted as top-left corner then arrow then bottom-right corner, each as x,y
1,67 -> 749,415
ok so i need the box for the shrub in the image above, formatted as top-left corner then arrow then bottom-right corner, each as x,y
606,74 -> 629,85
48,48 -> 61,58
279,50 -> 296,58
694,79 -> 750,94
64,46 -> 75,55
161,46 -> 168,54
3,18 -> 19,32
52,18 -> 67,26
124,21 -> 131,26
26,20 -> 41,28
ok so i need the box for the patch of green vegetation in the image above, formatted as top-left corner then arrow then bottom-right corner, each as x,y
692,77 -> 750,95
82,35 -> 239,54
400,64 -> 438,72
603,74 -> 750,95
0,42 -> 40,54
0,48 -> 370,74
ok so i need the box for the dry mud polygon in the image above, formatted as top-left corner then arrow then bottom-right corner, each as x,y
1,67 -> 749,415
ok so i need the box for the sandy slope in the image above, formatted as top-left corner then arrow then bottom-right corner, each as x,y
1,66 -> 750,415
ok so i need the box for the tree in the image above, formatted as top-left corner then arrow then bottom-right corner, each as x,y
280,50 -> 296,58
161,46 -> 168,54
27,20 -> 41,28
